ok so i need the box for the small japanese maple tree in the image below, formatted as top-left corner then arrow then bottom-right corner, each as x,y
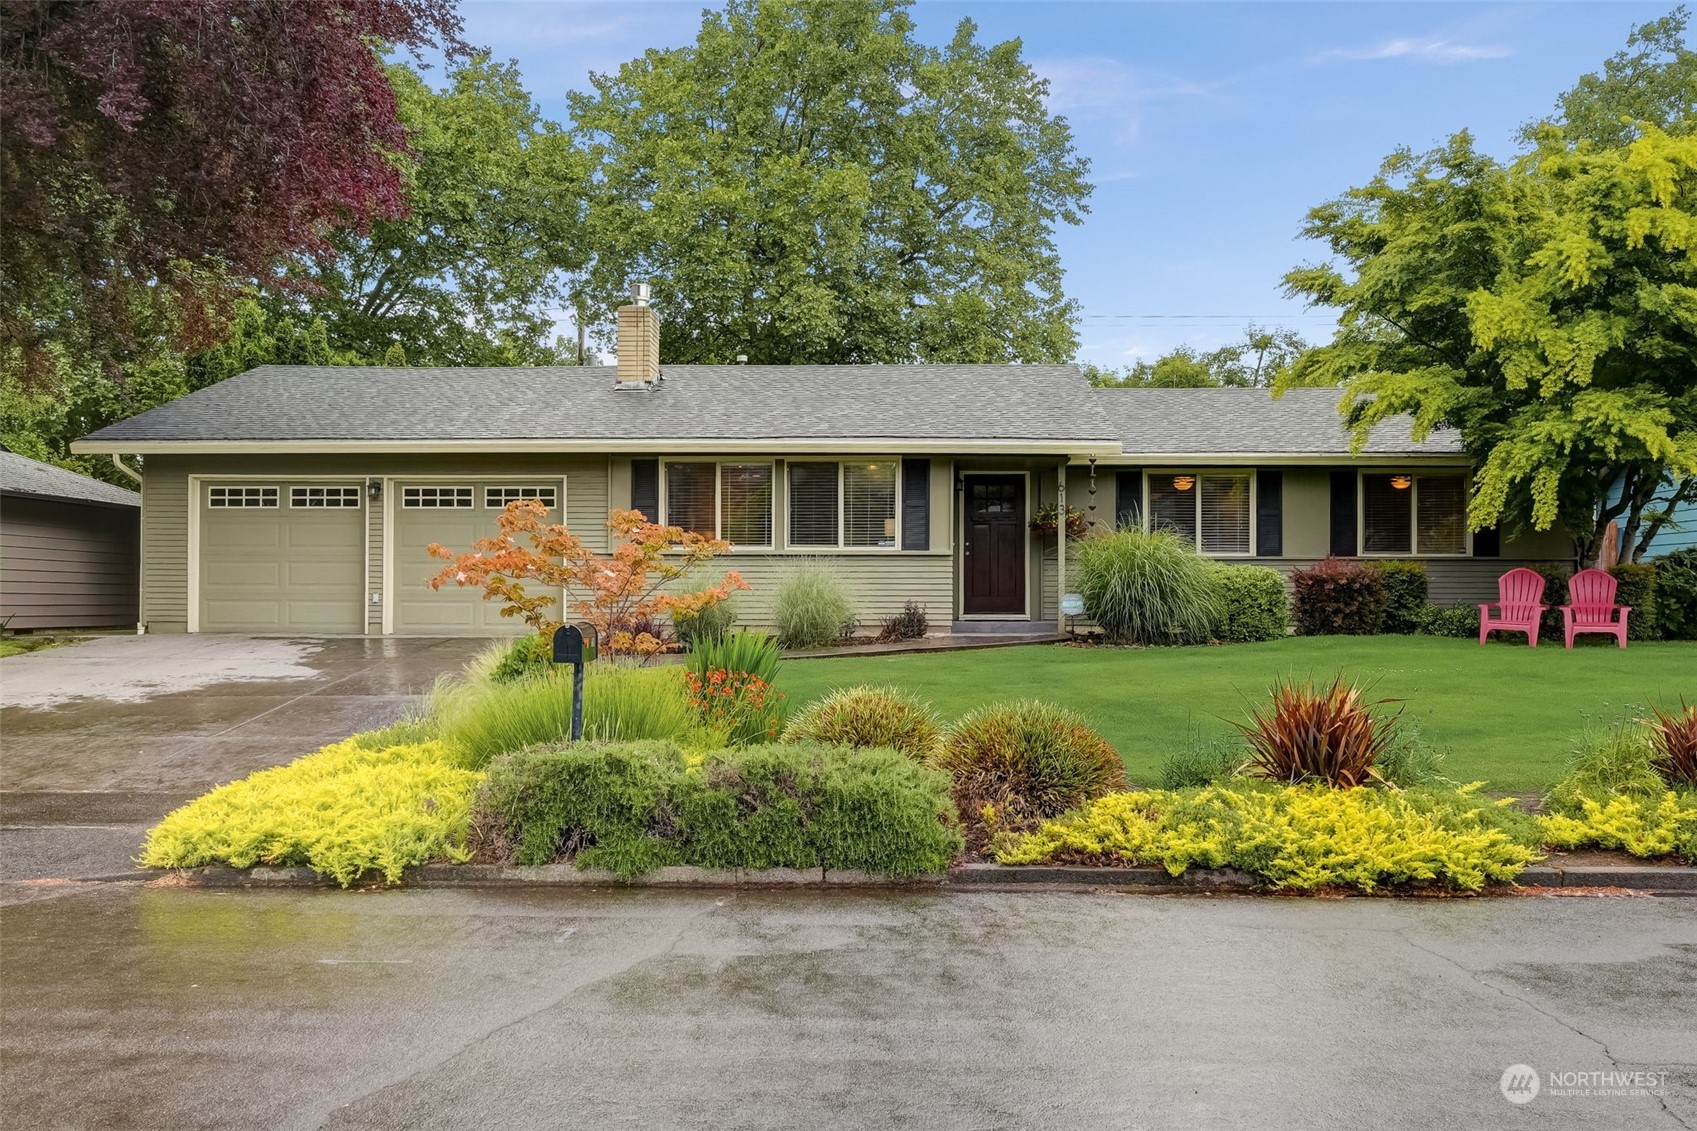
427,502 -> 747,656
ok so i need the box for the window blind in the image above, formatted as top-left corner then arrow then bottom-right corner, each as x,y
665,463 -> 717,537
1416,475 -> 1467,554
844,462 -> 898,547
788,463 -> 839,547
1148,474 -> 1198,544
720,464 -> 773,547
1362,474 -> 1413,554
1200,475 -> 1251,554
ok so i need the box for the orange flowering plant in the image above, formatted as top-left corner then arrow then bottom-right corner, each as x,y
685,668 -> 787,746
427,502 -> 748,656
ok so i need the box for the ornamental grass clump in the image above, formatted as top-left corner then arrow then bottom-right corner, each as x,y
936,701 -> 1126,830
774,562 -> 857,649
1238,676 -> 1402,788
138,739 -> 483,886
1537,722 -> 1697,861
782,685 -> 943,762
1071,527 -> 1220,645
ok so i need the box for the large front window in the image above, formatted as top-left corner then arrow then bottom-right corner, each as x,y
1146,472 -> 1251,555
663,462 -> 773,547
788,461 -> 899,549
1363,473 -> 1467,555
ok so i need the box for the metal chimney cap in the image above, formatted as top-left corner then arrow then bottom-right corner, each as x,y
630,281 -> 650,306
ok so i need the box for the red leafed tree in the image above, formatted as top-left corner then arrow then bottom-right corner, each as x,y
0,0 -> 466,379
427,503 -> 749,657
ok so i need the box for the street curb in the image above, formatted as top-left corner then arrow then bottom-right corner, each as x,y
146,860 -> 1697,894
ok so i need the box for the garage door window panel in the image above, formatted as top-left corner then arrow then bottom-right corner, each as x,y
208,486 -> 278,508
403,486 -> 473,508
291,486 -> 362,508
485,486 -> 558,510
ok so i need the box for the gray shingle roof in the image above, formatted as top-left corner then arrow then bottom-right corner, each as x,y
1094,387 -> 1464,457
0,450 -> 141,507
78,364 -> 1120,447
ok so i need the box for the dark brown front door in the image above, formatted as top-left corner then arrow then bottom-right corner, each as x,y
963,474 -> 1026,615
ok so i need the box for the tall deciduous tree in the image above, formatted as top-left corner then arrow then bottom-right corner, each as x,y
566,0 -> 1092,364
0,0 -> 465,381
1283,128 -> 1697,562
1527,6 -> 1697,146
262,58 -> 589,365
1086,325 -> 1311,387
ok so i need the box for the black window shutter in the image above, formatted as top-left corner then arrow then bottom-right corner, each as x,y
1473,526 -> 1501,557
901,459 -> 930,551
1115,469 -> 1143,528
1329,470 -> 1358,557
1256,469 -> 1283,557
631,459 -> 659,522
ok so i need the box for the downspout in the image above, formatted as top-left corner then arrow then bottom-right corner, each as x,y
109,456 -> 145,633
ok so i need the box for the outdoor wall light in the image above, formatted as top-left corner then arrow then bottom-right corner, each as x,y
367,478 -> 383,501
1172,475 -> 1195,492
1390,475 -> 1413,490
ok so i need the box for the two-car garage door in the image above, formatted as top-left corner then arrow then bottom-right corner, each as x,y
197,478 -> 561,634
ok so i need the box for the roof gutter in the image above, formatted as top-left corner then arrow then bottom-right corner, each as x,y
110,454 -> 142,484
72,437 -> 1128,458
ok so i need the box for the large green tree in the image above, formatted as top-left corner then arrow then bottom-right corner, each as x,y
261,57 -> 588,365
565,0 -> 1092,364
1283,13 -> 1697,562
1087,325 -> 1311,388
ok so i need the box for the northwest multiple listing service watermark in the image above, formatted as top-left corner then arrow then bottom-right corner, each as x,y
1500,1063 -> 1670,1105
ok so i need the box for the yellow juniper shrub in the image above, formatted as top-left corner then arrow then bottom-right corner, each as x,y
1539,792 -> 1697,859
996,784 -> 1541,892
138,739 -> 484,886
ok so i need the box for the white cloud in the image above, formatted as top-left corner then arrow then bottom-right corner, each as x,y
1313,38 -> 1511,65
1032,55 -> 1210,145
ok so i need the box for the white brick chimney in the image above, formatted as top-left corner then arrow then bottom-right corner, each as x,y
615,282 -> 660,387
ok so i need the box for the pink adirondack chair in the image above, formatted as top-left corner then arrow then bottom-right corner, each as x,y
1562,568 -> 1631,649
1479,568 -> 1547,647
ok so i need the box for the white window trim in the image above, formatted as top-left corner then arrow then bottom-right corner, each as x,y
289,485 -> 363,509
785,459 -> 903,552
1141,469 -> 1256,558
660,460 -> 776,549
1358,471 -> 1472,558
483,485 -> 558,510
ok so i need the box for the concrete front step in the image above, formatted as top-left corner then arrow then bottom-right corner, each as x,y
949,620 -> 1060,636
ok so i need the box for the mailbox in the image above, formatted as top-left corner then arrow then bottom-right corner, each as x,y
552,622 -> 598,665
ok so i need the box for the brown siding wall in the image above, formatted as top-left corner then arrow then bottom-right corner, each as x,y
0,497 -> 139,629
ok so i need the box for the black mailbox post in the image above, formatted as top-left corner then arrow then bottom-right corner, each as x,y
551,621 -> 599,740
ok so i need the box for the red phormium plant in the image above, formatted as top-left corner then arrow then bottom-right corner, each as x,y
1647,699 -> 1697,785
1238,676 -> 1402,788
686,667 -> 787,745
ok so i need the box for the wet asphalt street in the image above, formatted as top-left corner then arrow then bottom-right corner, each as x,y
4,638 -> 1697,1129
3,884 -> 1695,1131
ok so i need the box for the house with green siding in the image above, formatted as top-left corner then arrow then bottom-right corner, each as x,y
71,292 -> 1574,636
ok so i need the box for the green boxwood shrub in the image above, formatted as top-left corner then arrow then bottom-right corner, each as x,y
1532,563 -> 1572,642
1370,561 -> 1429,634
1607,562 -> 1659,641
1206,563 -> 1288,643
1072,527 -> 1220,645
1291,557 -> 1388,635
1655,548 -> 1697,640
782,685 -> 943,762
774,563 -> 857,649
1414,603 -> 1480,638
478,740 -> 961,878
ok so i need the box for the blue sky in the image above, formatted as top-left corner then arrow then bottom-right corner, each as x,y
454,1 -> 1673,366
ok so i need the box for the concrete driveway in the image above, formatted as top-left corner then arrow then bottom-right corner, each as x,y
0,635 -> 491,883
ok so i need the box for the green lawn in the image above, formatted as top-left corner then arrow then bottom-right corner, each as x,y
780,637 -> 1697,791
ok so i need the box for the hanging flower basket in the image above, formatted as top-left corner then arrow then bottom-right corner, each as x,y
1030,504 -> 1090,540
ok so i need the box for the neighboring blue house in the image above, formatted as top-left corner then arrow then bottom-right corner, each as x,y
1607,473 -> 1697,559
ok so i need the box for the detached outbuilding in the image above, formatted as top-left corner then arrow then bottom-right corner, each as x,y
0,449 -> 141,631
